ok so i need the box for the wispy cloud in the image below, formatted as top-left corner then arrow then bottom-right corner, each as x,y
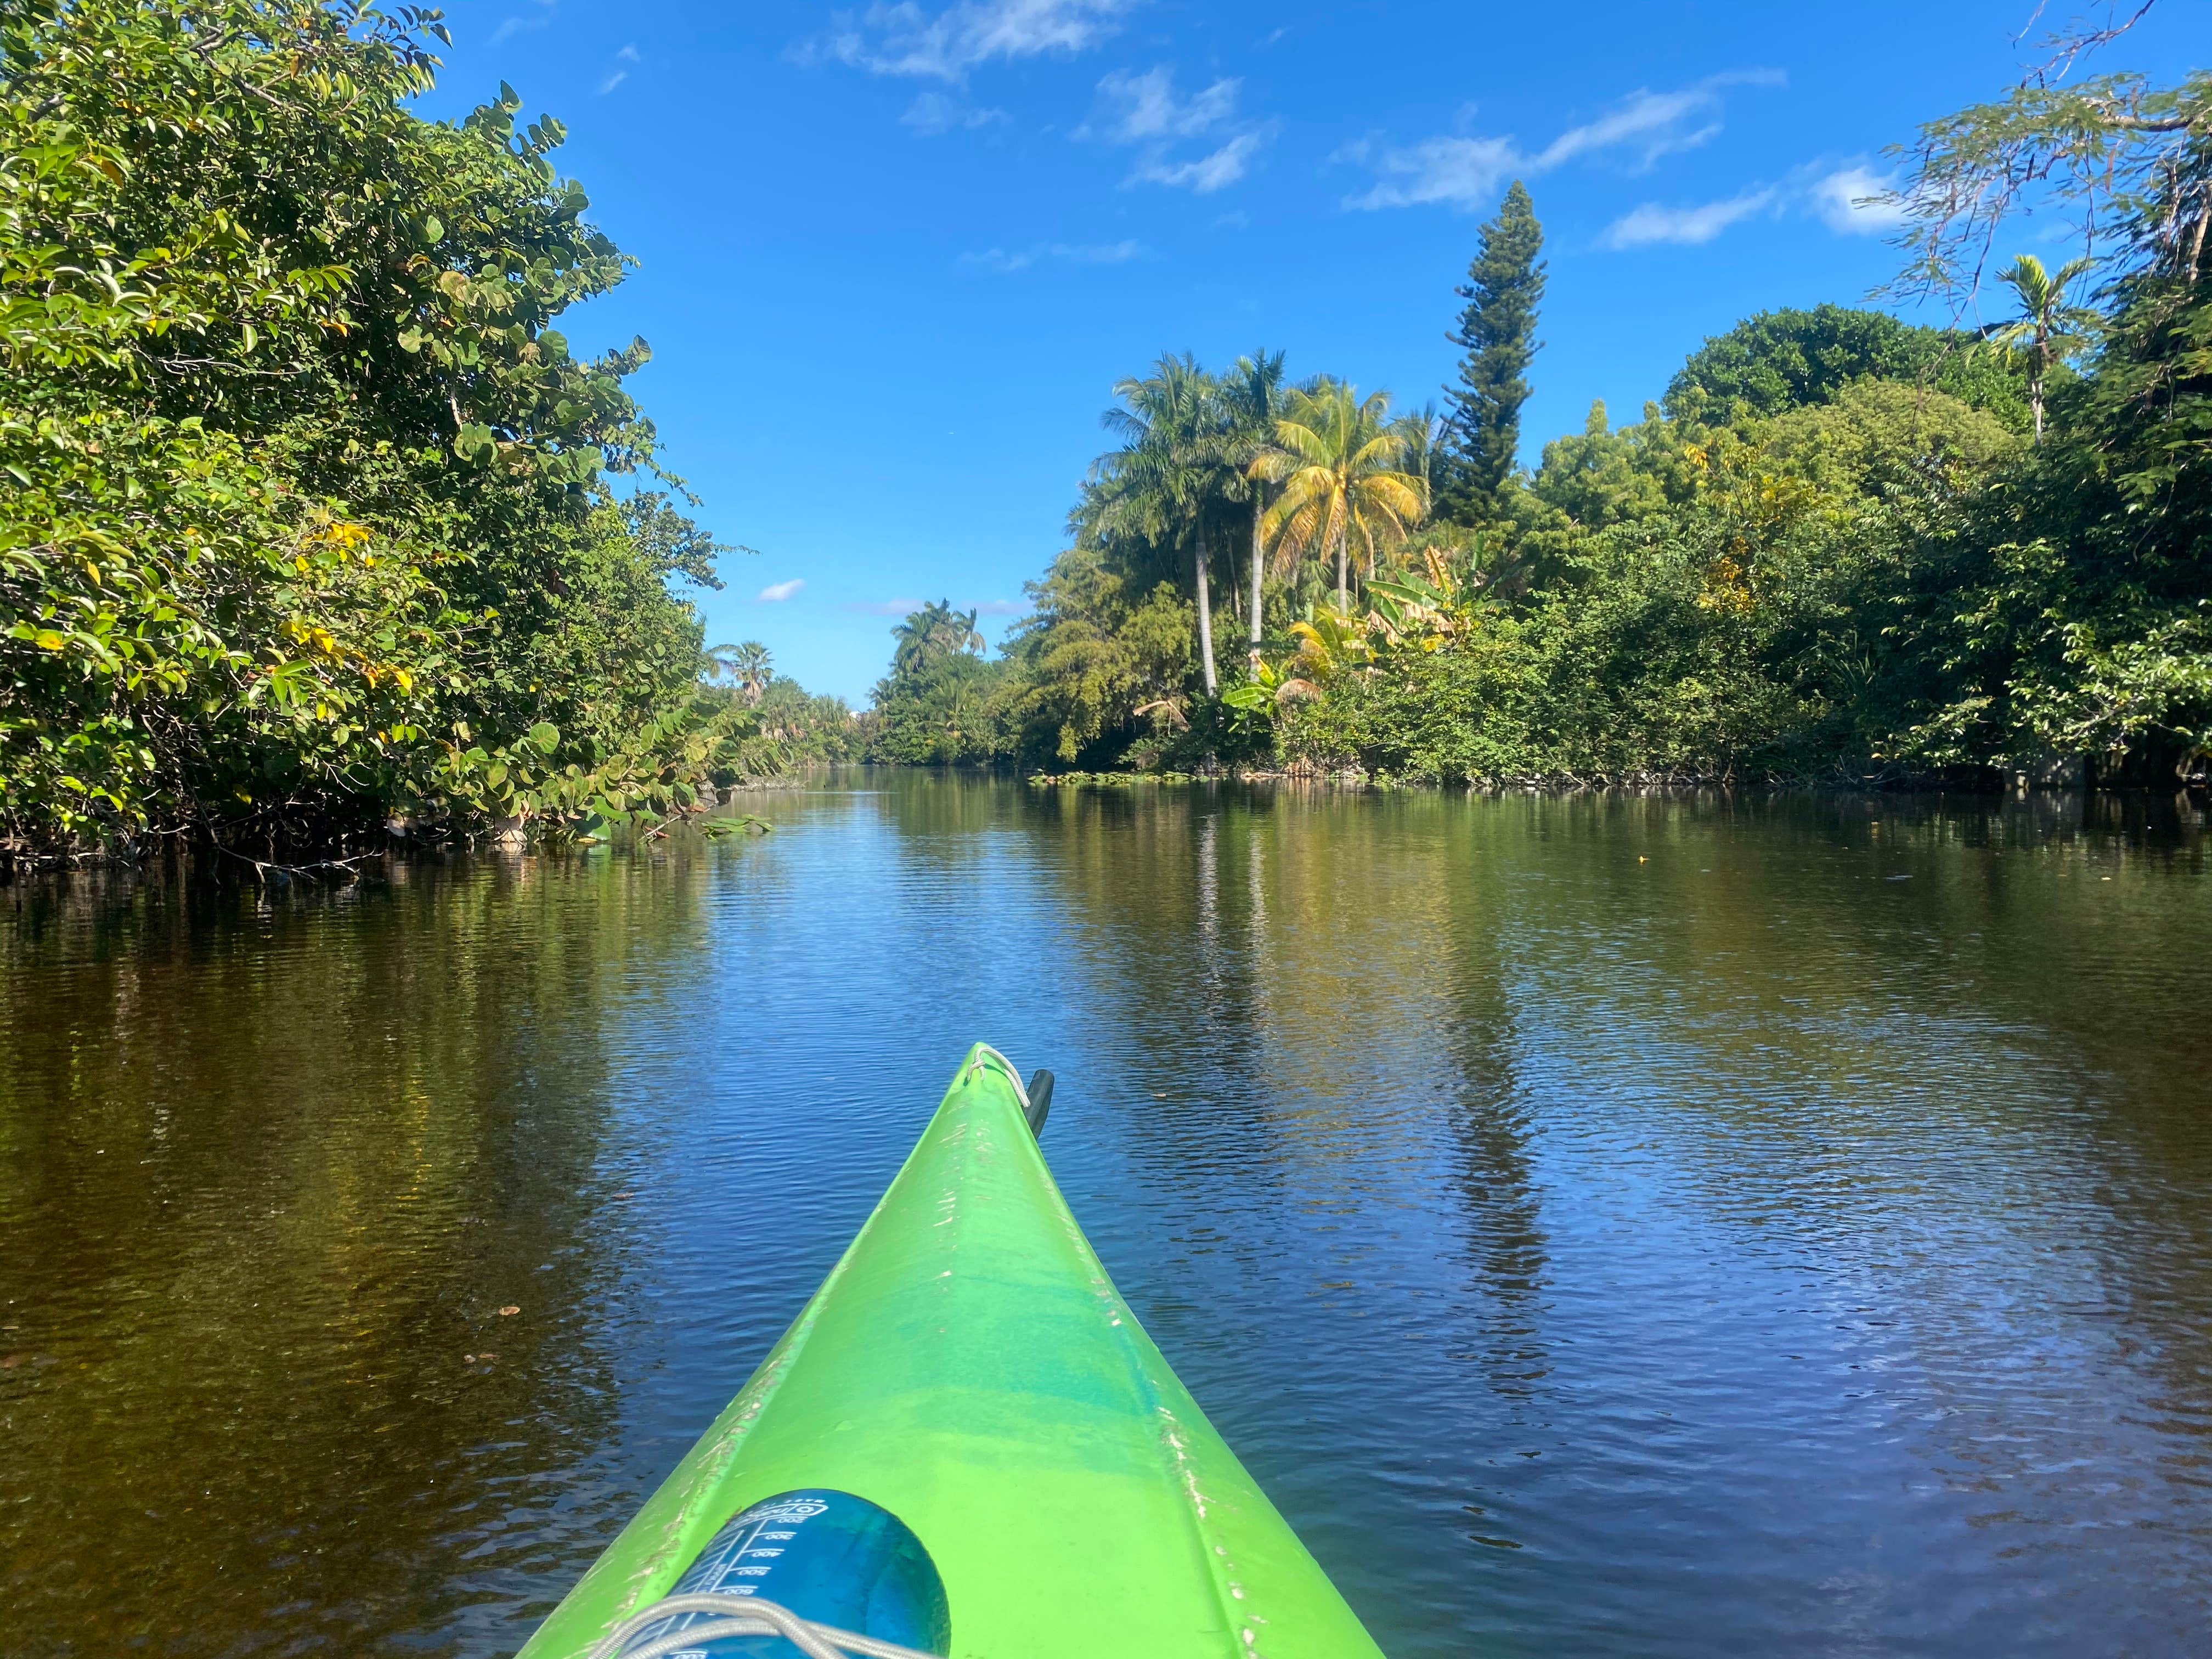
756,579 -> 806,603
1599,159 -> 1910,251
1079,66 -> 1272,193
1539,71 -> 1780,170
1602,188 -> 1776,248
1131,131 -> 1268,193
901,91 -> 1011,133
971,599 -> 1031,616
598,44 -> 639,95
1808,163 -> 1908,234
490,0 -> 558,46
961,239 -> 1143,272
809,0 -> 1139,83
1345,70 -> 1784,211
1085,66 -> 1239,142
1338,133 -> 1518,212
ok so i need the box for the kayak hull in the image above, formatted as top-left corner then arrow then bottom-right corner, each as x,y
517,1045 -> 1385,1659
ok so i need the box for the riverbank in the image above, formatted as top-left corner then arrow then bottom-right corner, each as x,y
1015,760 -> 2212,796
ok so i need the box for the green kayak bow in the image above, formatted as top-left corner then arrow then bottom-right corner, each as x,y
517,1045 -> 1387,1659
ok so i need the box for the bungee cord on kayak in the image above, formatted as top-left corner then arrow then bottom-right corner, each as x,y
584,1594 -> 942,1659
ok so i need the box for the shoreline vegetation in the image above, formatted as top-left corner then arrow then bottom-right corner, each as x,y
4,6 -> 2208,872
0,1 -> 837,871
865,12 -> 2211,800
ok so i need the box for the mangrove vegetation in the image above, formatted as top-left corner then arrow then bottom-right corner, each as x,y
0,0 -> 792,867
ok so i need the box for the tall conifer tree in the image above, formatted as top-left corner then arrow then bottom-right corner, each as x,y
1441,180 -> 1547,520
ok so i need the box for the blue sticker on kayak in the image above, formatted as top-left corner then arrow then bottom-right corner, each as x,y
613,1488 -> 950,1658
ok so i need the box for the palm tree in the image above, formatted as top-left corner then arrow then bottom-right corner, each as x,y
702,641 -> 741,682
1393,402 -> 1447,520
1989,253 -> 2099,441
1089,353 -> 1237,695
891,602 -> 983,675
704,640 -> 772,705
1221,349 -> 1288,658
1249,380 -> 1427,611
735,642 -> 772,704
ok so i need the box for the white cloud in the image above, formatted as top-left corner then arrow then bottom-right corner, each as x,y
1537,88 -> 1717,171
1131,130 -> 1267,193
1345,134 -> 1518,211
597,44 -> 640,95
1086,66 -> 1239,142
756,579 -> 805,603
961,239 -> 1142,272
1599,160 -> 1911,252
971,599 -> 1031,616
490,1 -> 559,44
1602,189 -> 1777,248
1345,70 -> 1784,212
1808,163 -> 1907,234
901,91 -> 1010,133
1077,66 -> 1272,194
813,0 -> 1138,83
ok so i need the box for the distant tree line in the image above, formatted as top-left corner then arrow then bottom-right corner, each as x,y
867,9 -> 2210,789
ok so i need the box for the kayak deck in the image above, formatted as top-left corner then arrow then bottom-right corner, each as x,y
518,1045 -> 1385,1659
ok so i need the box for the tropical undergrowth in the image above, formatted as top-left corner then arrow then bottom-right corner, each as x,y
0,0 -> 772,868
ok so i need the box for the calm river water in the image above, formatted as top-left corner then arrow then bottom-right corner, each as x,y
4,775 -> 2210,1657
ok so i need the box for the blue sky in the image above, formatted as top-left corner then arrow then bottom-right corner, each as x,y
417,1 -> 2199,702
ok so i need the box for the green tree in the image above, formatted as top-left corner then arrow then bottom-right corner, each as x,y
869,601 -> 999,764
1393,403 -> 1448,521
1441,181 -> 1546,520
751,676 -> 859,761
1250,381 -> 1426,611
1664,304 -> 2029,425
1085,354 -> 1235,695
1527,399 -> 1675,532
891,602 -> 984,674
705,641 -> 774,704
1221,349 -> 1288,657
1987,255 -> 2101,439
867,650 -> 1001,765
0,0 -> 754,862
1876,4 -> 2211,775
995,546 -> 1195,764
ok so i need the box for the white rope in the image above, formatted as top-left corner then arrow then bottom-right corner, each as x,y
584,1592 -> 944,1659
970,1043 -> 1029,1112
